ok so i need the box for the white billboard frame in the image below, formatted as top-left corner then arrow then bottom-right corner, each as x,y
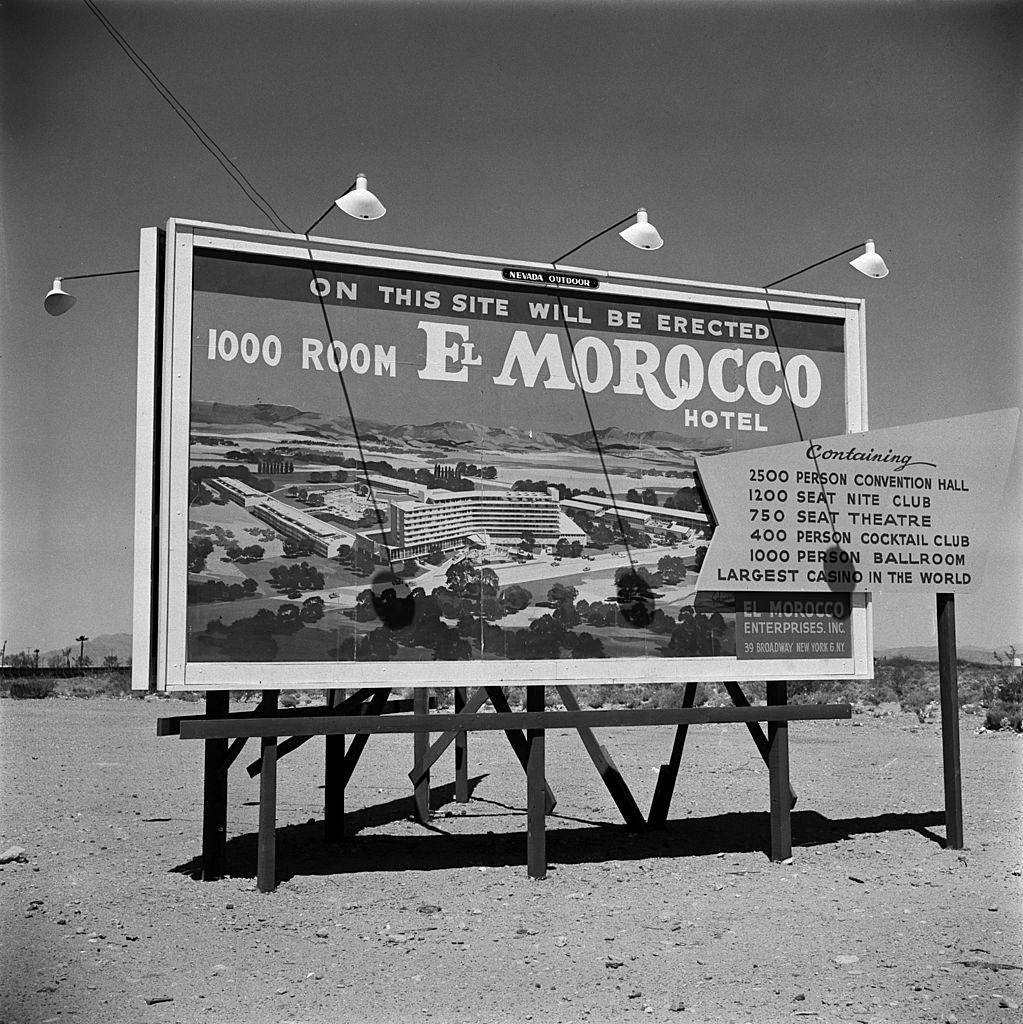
133,218 -> 873,691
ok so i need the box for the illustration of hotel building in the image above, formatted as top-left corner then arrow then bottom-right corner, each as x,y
384,480 -> 585,561
208,477 -> 355,557
208,475 -> 587,565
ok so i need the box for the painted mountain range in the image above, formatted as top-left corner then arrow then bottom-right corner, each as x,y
191,401 -> 728,455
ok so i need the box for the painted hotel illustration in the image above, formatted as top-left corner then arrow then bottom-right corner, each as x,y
207,475 -> 706,565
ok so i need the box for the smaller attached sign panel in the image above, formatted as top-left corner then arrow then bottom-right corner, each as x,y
698,409 -> 1019,593
735,592 -> 852,661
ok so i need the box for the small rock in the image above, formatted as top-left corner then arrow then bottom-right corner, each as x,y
945,1014 -> 958,1024
834,954 -> 860,965
0,846 -> 27,864
988,905 -> 999,912
143,996 -> 174,1006
315,928 -> 329,938
417,903 -> 441,915
669,996 -> 686,1012
794,993 -> 806,1001
606,957 -> 624,969
999,997 -> 1019,1009
554,936 -> 568,947
628,989 -> 643,999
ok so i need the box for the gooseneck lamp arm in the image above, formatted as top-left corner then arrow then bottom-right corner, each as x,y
552,213 -> 636,265
59,269 -> 139,283
764,239 -> 888,289
305,179 -> 357,235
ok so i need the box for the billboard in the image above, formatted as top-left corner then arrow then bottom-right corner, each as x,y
134,219 -> 872,690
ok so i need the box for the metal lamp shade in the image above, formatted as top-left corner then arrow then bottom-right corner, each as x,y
849,240 -> 889,279
618,209 -> 663,251
336,174 -> 386,220
44,278 -> 76,316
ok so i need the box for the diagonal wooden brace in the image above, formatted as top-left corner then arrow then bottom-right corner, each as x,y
556,685 -> 645,829
485,686 -> 557,814
246,688 -> 373,777
646,682 -> 699,828
338,688 -> 391,788
409,687 -> 488,787
723,682 -> 797,809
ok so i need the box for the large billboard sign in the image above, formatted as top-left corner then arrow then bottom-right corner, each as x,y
134,220 -> 872,689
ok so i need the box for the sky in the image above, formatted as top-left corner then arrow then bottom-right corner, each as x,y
1,0 -> 1020,657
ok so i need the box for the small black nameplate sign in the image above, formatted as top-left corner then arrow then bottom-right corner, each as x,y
502,268 -> 599,289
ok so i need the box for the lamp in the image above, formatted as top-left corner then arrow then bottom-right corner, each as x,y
618,208 -> 663,251
305,173 -> 386,235
848,239 -> 888,279
552,208 -> 664,265
44,269 -> 139,317
764,239 -> 889,290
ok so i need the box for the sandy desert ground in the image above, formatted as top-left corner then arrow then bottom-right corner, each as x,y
1,696 -> 1020,1024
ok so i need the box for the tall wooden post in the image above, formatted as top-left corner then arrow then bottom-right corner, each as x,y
937,593 -> 964,849
767,681 -> 792,861
257,691 -> 279,893
413,688 -> 430,823
454,686 -> 469,803
526,685 -> 547,879
201,690 -> 230,880
324,688 -> 345,843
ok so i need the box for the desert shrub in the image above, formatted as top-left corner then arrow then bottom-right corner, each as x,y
984,702 -> 1023,732
652,683 -> 708,709
900,685 -> 936,722
9,677 -> 57,699
993,648 -> 1023,705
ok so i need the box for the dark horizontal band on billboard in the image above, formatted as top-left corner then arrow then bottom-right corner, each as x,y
174,703 -> 852,739
193,250 -> 845,351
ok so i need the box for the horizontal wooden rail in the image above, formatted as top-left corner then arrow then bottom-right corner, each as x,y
176,703 -> 850,740
157,695 -> 435,737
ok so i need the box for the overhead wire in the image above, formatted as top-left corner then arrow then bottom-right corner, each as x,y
81,0 -> 292,233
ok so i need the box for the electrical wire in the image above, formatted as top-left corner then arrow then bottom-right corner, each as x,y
81,0 -> 292,234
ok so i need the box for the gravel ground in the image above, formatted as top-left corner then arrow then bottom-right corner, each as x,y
1,696 -> 1021,1024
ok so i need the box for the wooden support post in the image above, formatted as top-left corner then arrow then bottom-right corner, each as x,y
724,682 -> 798,809
556,685 -> 645,829
526,685 -> 546,879
647,682 -> 698,828
767,681 -> 791,862
201,690 -> 230,881
257,691 -> 278,892
485,686 -> 557,813
937,593 -> 964,849
454,686 -> 469,803
324,689 -> 345,843
413,688 -> 430,823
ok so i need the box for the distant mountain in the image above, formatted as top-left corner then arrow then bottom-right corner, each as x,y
874,644 -> 1017,665
191,401 -> 721,457
39,633 -> 133,668
566,426 -> 730,455
192,401 -> 308,425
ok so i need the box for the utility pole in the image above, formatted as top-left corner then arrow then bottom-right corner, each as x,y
76,634 -> 89,668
